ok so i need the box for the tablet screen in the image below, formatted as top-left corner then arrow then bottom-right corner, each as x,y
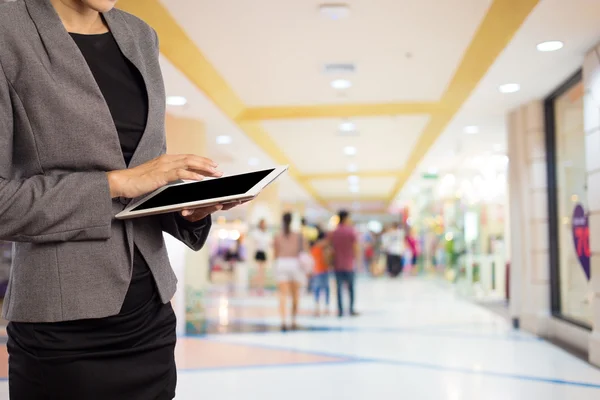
131,168 -> 274,211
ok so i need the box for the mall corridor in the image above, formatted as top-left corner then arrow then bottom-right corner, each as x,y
0,278 -> 586,400
3,0 -> 600,397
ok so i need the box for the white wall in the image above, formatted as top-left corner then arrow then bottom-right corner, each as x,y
164,234 -> 187,335
583,44 -> 600,366
508,50 -> 600,366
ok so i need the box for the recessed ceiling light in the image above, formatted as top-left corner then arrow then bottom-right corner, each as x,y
166,96 -> 187,106
464,126 -> 479,134
344,146 -> 357,156
319,4 -> 350,20
216,135 -> 232,145
537,40 -> 564,52
347,163 -> 358,172
339,121 -> 356,132
248,157 -> 260,166
324,63 -> 356,74
498,83 -> 520,94
331,79 -> 352,90
348,175 -> 360,184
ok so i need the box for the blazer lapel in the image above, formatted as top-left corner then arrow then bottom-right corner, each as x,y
24,0 -> 127,171
103,10 -> 158,170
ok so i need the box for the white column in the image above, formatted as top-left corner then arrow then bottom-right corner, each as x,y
164,114 -> 209,335
507,101 -> 551,335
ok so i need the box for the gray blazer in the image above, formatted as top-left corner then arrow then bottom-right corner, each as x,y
0,0 -> 211,322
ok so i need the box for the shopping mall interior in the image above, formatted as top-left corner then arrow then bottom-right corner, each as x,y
2,0 -> 600,398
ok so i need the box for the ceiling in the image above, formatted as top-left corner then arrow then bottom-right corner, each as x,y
115,0 -> 600,216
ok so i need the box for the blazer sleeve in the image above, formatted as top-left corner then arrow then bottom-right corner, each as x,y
160,213 -> 212,251
0,61 -> 114,243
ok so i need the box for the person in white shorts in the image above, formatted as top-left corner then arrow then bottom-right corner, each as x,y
252,219 -> 272,295
273,213 -> 307,331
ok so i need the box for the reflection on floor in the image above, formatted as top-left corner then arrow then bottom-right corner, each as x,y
0,277 -> 599,399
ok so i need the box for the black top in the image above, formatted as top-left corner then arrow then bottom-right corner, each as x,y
71,32 -> 148,165
70,32 -> 155,313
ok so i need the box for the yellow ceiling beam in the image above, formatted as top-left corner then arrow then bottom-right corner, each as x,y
237,102 -> 443,121
117,0 -> 328,208
387,0 -> 540,205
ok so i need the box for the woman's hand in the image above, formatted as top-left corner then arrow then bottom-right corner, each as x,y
107,154 -> 222,199
179,201 -> 244,223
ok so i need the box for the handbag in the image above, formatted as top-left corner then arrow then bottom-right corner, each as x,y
298,234 -> 315,274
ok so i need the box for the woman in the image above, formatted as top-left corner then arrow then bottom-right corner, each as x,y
273,213 -> 306,331
0,0 -> 244,398
252,219 -> 272,294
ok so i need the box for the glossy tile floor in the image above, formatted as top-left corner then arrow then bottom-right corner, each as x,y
0,277 -> 599,399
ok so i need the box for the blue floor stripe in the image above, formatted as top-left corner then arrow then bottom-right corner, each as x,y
184,320 -> 542,343
179,359 -> 357,374
193,338 -> 600,390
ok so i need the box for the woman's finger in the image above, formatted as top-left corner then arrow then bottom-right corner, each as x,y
178,156 -> 222,177
181,204 -> 223,221
166,168 -> 204,183
222,201 -> 242,211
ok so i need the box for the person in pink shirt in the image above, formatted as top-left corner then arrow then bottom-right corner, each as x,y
328,210 -> 359,317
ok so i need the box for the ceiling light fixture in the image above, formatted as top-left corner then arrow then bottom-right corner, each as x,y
498,83 -> 520,94
319,4 -> 351,20
344,146 -> 357,156
464,126 -> 479,134
166,96 -> 187,106
331,79 -> 352,90
339,121 -> 356,132
348,175 -> 360,185
537,40 -> 564,52
216,135 -> 232,145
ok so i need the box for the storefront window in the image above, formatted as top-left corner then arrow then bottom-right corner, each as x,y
548,72 -> 592,327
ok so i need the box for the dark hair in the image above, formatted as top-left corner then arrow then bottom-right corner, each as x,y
282,212 -> 293,236
310,226 -> 326,248
338,210 -> 349,224
301,217 -> 307,226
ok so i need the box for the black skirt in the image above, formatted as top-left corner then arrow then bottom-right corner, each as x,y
7,249 -> 177,400
255,250 -> 267,262
7,295 -> 176,400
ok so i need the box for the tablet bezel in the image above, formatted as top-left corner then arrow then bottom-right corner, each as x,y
115,165 -> 288,220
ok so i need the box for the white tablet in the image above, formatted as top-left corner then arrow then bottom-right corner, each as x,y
115,165 -> 288,220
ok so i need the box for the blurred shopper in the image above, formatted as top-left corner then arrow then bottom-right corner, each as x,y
301,217 -> 318,293
329,210 -> 359,317
225,235 -> 245,282
382,222 -> 406,277
274,213 -> 307,331
252,219 -> 272,294
405,228 -> 419,275
311,229 -> 331,316
0,0 -> 248,398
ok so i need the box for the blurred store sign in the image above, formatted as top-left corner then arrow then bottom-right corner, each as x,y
422,172 -> 439,180
571,204 -> 590,281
